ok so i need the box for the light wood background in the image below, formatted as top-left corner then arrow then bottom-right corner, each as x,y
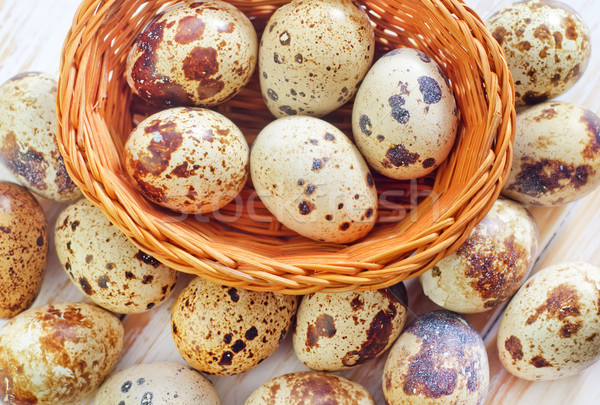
0,0 -> 599,404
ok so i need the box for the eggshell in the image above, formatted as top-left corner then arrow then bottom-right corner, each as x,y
251,116 -> 377,243
95,362 -> 221,404
0,72 -> 81,201
126,0 -> 257,107
420,198 -> 538,313
0,302 -> 123,404
497,262 -> 600,381
259,0 -> 374,117
54,198 -> 179,313
171,277 -> 298,376
0,182 -> 48,318
293,283 -> 408,371
486,0 -> 590,106
501,101 -> 600,206
383,311 -> 489,405
124,107 -> 249,214
245,371 -> 375,405
352,48 -> 458,180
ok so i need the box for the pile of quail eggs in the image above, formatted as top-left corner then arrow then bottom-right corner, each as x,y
1,0 -> 600,404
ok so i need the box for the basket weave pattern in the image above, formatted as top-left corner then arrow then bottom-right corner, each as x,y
57,0 -> 515,293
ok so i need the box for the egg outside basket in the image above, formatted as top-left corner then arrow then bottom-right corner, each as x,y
57,0 -> 515,294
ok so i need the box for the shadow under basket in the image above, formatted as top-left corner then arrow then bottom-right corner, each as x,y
56,0 -> 515,294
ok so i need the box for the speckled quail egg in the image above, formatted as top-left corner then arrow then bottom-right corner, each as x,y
0,302 -> 123,405
126,0 -> 257,107
498,262 -> 600,381
352,48 -> 458,180
293,283 -> 408,371
245,371 -> 375,405
0,72 -> 81,201
171,277 -> 298,376
95,362 -> 221,404
259,0 -> 374,117
0,182 -> 48,318
251,116 -> 378,243
383,311 -> 489,405
501,101 -> 600,206
486,0 -> 591,105
124,107 -> 249,214
55,198 -> 179,314
420,198 -> 538,313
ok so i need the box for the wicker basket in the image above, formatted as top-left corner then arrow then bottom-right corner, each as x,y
56,0 -> 515,294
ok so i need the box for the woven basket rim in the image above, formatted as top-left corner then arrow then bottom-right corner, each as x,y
56,0 -> 516,293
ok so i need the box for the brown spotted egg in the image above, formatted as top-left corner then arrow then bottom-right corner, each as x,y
251,116 -> 378,243
420,198 -> 538,314
501,101 -> 600,206
95,362 -> 221,404
383,311 -> 489,405
486,0 -> 590,106
0,182 -> 48,318
124,107 -> 249,214
0,72 -> 81,201
259,0 -> 374,117
126,0 -> 257,107
352,48 -> 458,180
171,277 -> 298,376
293,283 -> 408,371
54,199 -> 179,314
498,262 -> 600,381
245,371 -> 375,405
0,302 -> 123,404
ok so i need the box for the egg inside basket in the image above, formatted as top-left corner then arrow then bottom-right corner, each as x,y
56,0 -> 515,293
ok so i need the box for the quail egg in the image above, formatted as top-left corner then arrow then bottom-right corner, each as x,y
293,283 -> 408,370
259,0 -> 375,117
0,182 -> 48,318
502,101 -> 600,205
420,198 -> 538,313
498,262 -> 600,381
171,277 -> 298,375
251,116 -> 377,243
352,48 -> 458,180
0,302 -> 123,404
55,198 -> 179,313
124,107 -> 249,214
0,72 -> 80,201
486,0 -> 591,105
245,371 -> 375,404
95,362 -> 220,404
126,0 -> 257,107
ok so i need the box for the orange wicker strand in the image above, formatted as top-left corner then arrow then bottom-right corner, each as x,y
56,0 -> 515,294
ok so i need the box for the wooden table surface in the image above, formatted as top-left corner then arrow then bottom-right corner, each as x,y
1,0 -> 599,404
